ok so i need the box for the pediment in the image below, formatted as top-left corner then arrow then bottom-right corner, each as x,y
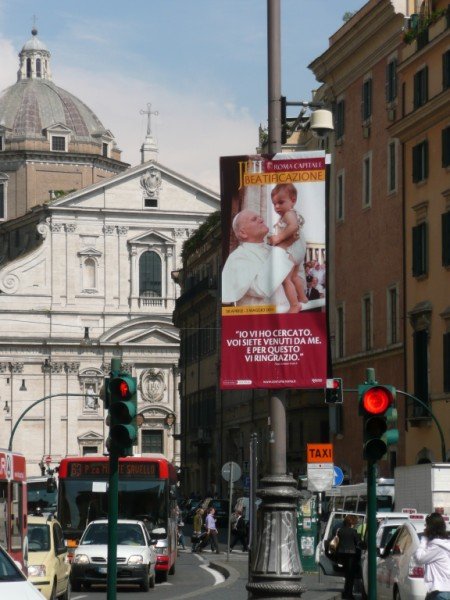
92,128 -> 115,141
77,247 -> 103,258
100,316 -> 179,346
78,431 -> 104,441
128,230 -> 174,246
44,122 -> 73,134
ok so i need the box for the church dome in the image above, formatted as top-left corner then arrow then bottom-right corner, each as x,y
0,29 -> 113,145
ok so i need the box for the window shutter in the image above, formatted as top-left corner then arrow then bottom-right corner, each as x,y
442,127 -> 450,168
424,140 -> 429,179
444,332 -> 450,393
423,66 -> 429,103
413,329 -> 429,410
442,212 -> 450,266
443,50 -> 450,89
412,145 -> 420,183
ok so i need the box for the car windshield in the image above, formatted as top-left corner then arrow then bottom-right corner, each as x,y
28,523 -> 51,552
82,523 -> 145,546
380,526 -> 399,548
0,548 -> 25,582
28,481 -> 57,514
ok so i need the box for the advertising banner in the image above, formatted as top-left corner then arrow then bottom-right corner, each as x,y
220,151 -> 327,389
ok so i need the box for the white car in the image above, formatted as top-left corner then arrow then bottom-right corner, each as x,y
70,519 -> 156,592
375,519 -> 427,600
0,544 -> 45,599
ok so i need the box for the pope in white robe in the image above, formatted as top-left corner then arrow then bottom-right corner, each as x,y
222,209 -> 293,309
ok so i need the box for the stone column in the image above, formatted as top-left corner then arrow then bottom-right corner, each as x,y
50,223 -> 66,307
103,225 -> 116,307
65,223 -> 78,305
65,362 -> 80,456
117,227 -> 129,308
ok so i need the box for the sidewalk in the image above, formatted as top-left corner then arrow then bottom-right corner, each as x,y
197,548 -> 348,599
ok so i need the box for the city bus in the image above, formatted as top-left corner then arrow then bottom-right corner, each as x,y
0,449 -> 28,569
57,454 -> 178,581
325,479 -> 395,515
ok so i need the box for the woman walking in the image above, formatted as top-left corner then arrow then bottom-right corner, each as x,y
414,512 -> 450,600
336,514 -> 360,600
192,508 -> 204,552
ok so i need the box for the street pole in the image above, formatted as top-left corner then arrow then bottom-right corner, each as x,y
107,357 -> 121,600
8,393 -> 92,451
247,1 -> 304,597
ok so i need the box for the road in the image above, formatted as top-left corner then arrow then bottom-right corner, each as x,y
70,548 -> 225,600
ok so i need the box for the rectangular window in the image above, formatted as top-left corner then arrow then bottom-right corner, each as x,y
362,79 -> 372,121
443,50 -> 450,90
336,100 -> 345,138
142,430 -> 163,454
412,140 -> 428,183
0,135 -> 3,151
362,295 -> 372,351
0,183 -> 4,220
413,67 -> 428,109
412,222 -> 428,277
387,286 -> 398,345
386,59 -> 397,102
336,305 -> 344,358
442,212 -> 450,267
363,154 -> 372,207
336,171 -> 344,221
413,329 -> 429,411
442,126 -> 450,168
144,198 -> 158,208
82,446 -> 98,455
388,141 -> 397,192
444,332 -> 450,393
51,136 -> 66,151
102,142 -> 108,157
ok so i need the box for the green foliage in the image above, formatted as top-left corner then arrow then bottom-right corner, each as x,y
343,11 -> 356,23
403,9 -> 446,44
181,210 -> 221,262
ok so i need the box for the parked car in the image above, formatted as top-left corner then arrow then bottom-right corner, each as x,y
27,514 -> 71,600
374,519 -> 428,600
70,519 -> 156,592
0,544 -> 46,599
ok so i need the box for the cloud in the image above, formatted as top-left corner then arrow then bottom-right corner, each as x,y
0,37 -> 18,91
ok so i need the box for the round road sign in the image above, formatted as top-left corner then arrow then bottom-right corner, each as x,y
221,461 -> 241,483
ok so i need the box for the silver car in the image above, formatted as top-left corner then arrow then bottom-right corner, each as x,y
70,519 -> 156,592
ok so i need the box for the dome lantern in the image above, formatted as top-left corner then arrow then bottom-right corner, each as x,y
17,28 -> 52,82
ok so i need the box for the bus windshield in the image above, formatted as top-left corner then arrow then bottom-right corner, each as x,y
28,480 -> 57,515
58,478 -> 167,536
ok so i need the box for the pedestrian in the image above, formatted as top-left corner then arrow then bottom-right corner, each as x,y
414,512 -> 450,600
230,509 -> 248,552
192,508 -> 204,552
336,514 -> 360,600
205,507 -> 220,554
177,515 -> 186,550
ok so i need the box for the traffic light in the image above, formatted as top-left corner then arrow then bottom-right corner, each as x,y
108,373 -> 137,456
325,378 -> 343,404
359,384 -> 398,462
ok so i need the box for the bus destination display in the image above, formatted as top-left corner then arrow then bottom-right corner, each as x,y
68,461 -> 158,479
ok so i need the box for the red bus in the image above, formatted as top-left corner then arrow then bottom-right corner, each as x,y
0,449 -> 28,569
57,454 -> 178,581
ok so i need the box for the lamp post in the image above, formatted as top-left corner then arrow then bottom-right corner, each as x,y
8,393 -> 97,451
247,1 -> 304,598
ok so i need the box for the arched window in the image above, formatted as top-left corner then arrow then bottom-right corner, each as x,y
36,58 -> 41,78
139,251 -> 162,297
26,58 -> 32,78
83,258 -> 96,289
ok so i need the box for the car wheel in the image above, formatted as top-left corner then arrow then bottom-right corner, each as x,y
169,561 -> 175,575
71,579 -> 81,592
83,582 -> 91,591
140,567 -> 150,592
60,581 -> 71,600
50,580 -> 57,600
149,573 -> 155,589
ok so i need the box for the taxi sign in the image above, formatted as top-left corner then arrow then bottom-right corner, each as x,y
307,443 -> 333,463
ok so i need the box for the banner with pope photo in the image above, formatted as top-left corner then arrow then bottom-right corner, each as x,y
220,151 -> 328,389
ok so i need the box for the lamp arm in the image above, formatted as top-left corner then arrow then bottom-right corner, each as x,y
8,393 -> 92,451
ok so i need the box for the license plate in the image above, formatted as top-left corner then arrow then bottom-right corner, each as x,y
98,567 -> 107,574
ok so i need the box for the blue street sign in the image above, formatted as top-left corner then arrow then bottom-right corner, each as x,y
333,466 -> 344,486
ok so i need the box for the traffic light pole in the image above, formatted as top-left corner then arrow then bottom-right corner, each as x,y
367,459 -> 377,600
107,358 -> 121,600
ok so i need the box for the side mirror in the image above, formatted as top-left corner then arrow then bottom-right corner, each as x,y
150,538 -> 157,546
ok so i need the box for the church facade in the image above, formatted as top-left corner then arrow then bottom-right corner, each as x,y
0,31 -> 220,474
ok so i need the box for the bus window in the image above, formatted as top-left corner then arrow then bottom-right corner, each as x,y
10,482 -> 23,550
356,496 -> 367,513
344,496 -> 357,512
334,497 -> 344,510
376,495 -> 393,512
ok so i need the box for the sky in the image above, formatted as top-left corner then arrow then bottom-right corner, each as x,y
0,0 -> 366,191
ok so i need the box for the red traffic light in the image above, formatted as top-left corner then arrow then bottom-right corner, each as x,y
119,381 -> 129,398
362,386 -> 393,415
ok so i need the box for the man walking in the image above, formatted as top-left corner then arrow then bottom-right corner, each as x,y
230,509 -> 248,552
205,507 -> 220,554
